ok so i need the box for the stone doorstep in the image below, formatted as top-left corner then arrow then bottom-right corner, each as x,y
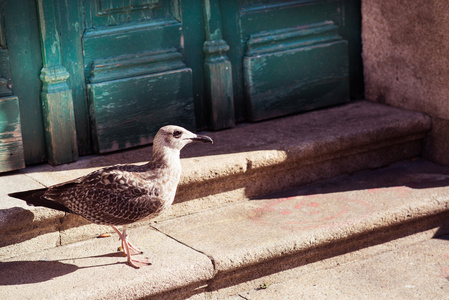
2,159 -> 449,299
229,233 -> 449,300
0,101 -> 431,258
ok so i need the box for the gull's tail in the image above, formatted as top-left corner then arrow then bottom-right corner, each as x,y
8,188 -> 71,213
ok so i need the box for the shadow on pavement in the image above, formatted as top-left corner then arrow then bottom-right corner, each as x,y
0,260 -> 79,285
1,252 -> 126,285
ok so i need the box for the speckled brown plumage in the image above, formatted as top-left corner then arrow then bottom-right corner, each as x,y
42,161 -> 179,226
9,125 -> 213,268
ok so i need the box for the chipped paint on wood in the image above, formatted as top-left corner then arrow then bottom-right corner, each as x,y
37,0 -> 78,165
88,48 -> 185,83
0,96 -> 25,172
3,1 -> 47,165
82,19 -> 183,83
82,2 -> 194,153
88,69 -> 195,153
1,0 -> 363,164
202,0 -> 235,130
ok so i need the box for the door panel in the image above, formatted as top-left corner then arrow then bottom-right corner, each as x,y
82,19 -> 183,81
88,69 -> 194,152
84,0 -> 173,27
83,0 -> 195,153
244,21 -> 349,121
240,0 -> 343,34
223,0 -> 350,122
96,0 -> 161,14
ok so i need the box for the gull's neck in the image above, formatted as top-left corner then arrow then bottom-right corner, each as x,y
151,145 -> 182,170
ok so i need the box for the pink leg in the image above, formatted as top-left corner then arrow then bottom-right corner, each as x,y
111,226 -> 142,255
111,226 -> 151,268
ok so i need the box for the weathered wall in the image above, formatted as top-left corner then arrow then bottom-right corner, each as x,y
362,0 -> 449,164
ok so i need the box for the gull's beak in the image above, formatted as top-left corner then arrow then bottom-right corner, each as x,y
190,134 -> 213,144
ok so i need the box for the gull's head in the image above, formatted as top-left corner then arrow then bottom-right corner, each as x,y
153,125 -> 213,152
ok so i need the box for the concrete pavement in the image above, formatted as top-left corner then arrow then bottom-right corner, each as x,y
231,233 -> 449,300
2,159 -> 449,299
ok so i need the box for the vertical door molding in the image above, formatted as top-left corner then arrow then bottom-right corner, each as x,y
36,0 -> 78,165
202,0 -> 235,130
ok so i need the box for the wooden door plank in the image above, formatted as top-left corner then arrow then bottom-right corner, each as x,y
3,0 -> 46,165
88,69 -> 195,153
0,96 -> 25,172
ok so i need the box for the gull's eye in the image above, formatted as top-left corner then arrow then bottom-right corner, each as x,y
173,130 -> 182,138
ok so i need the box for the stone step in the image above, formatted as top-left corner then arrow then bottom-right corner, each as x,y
228,232 -> 449,300
2,159 -> 449,299
1,101 -> 431,258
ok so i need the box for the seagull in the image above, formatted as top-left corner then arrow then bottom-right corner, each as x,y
8,125 -> 213,268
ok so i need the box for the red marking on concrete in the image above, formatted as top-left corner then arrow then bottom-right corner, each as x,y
251,181 -> 422,230
440,266 -> 449,278
322,206 -> 349,221
253,196 -> 297,214
439,255 -> 449,279
252,194 -> 374,231
294,200 -> 320,210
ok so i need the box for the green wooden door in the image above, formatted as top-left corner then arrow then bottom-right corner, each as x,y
0,0 -> 362,170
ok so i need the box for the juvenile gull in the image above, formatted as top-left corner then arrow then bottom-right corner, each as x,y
9,125 -> 213,268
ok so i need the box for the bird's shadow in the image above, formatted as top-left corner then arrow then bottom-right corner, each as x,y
0,252 -> 125,285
